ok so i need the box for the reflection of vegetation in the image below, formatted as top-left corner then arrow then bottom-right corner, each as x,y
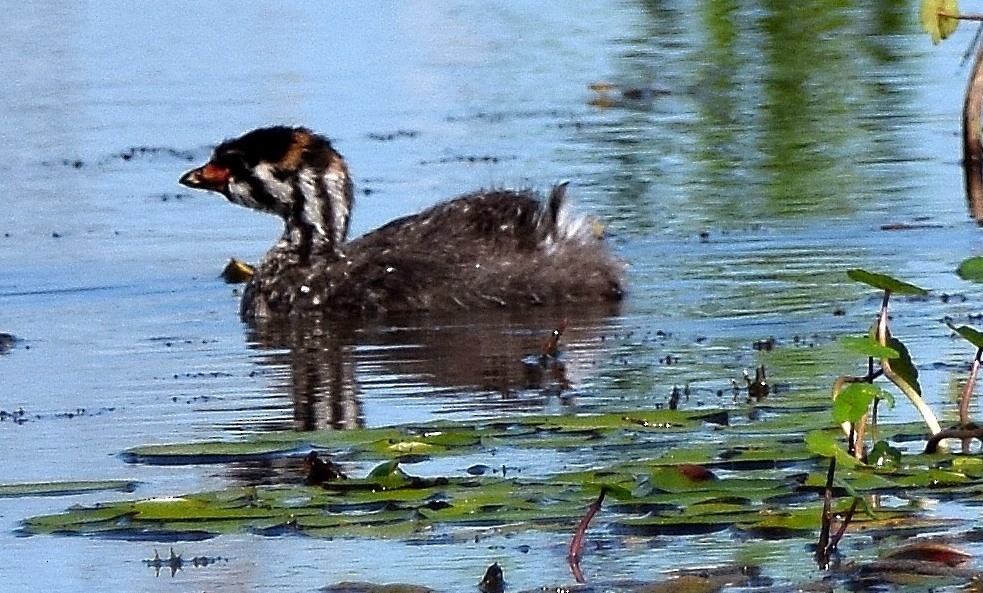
589,0 -> 919,231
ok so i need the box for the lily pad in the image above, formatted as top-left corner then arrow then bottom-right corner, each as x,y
0,480 -> 137,498
120,440 -> 308,465
957,255 -> 983,282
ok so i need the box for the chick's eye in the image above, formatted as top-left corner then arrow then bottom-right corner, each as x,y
213,150 -> 249,174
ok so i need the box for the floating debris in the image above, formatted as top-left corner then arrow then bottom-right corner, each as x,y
221,258 -> 255,284
0,333 -> 16,354
589,82 -> 671,108
144,547 -> 228,577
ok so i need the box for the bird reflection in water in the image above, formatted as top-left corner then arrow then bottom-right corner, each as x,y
244,305 -> 621,433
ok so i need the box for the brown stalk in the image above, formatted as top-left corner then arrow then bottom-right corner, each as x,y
568,487 -> 607,582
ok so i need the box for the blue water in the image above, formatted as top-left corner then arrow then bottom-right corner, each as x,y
2,1 -> 983,591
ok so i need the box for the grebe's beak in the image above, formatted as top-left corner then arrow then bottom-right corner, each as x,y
179,162 -> 231,194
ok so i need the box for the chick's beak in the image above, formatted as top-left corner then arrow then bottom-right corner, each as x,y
179,162 -> 231,194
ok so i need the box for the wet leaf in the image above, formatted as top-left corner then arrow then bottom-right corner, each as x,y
895,468 -> 970,488
364,460 -> 414,490
841,336 -> 899,359
920,0 -> 960,44
957,255 -> 983,282
947,322 -> 983,351
120,440 -> 306,465
803,430 -> 862,468
582,482 -> 633,500
847,269 -> 928,296
612,513 -> 740,536
0,480 -> 137,498
884,541 -> 972,566
868,440 -> 903,467
886,334 -> 922,395
833,383 -> 888,424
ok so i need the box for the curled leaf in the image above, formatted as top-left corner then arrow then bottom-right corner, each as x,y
920,0 -> 960,44
847,269 -> 927,296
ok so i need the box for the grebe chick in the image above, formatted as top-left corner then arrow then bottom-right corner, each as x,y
179,126 -> 624,322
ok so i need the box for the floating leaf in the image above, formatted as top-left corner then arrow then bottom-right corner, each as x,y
120,440 -> 307,465
612,513 -> 741,536
920,0 -> 960,44
846,269 -> 928,296
947,322 -> 983,351
0,480 -> 137,498
884,541 -> 972,566
895,468 -> 970,488
583,482 -> 634,501
841,336 -> 899,359
957,256 -> 983,282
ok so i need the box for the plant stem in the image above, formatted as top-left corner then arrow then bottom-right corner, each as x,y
960,348 -> 982,426
875,290 -> 943,436
568,487 -> 607,581
815,457 -> 836,570
940,11 -> 983,21
829,498 -> 859,552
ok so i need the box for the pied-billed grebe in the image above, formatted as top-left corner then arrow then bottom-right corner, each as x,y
179,126 -> 624,321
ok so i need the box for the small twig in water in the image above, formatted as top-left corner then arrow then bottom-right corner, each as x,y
829,498 -> 860,552
815,457 -> 836,569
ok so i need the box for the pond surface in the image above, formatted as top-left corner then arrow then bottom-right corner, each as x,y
3,1 -> 983,591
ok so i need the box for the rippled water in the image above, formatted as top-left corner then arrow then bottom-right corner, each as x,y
3,1 -> 983,591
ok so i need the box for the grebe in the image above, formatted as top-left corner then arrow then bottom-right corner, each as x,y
179,126 -> 624,322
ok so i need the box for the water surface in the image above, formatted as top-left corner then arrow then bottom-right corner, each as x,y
2,1 -> 983,591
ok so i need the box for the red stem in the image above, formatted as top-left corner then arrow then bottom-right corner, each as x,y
568,488 -> 607,581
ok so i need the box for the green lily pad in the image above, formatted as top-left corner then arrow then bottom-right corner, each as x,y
120,440 -> 308,465
0,480 -> 137,498
611,513 -> 741,536
957,255 -> 983,282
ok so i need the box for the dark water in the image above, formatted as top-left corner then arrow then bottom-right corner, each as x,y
2,1 -> 983,591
